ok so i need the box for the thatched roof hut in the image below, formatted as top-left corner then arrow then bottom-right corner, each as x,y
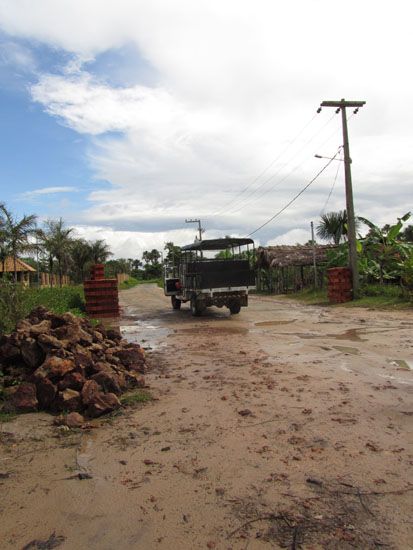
256,245 -> 337,269
0,257 -> 36,285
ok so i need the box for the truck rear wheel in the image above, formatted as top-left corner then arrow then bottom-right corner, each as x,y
191,296 -> 204,316
171,296 -> 181,310
229,300 -> 241,314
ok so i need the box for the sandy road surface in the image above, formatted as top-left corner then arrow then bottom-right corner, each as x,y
1,285 -> 412,549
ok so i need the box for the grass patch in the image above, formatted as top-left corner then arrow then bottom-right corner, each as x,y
283,284 -> 412,310
120,389 -> 153,407
0,282 -> 86,335
0,411 -> 17,422
22,285 -> 85,316
119,277 -> 162,290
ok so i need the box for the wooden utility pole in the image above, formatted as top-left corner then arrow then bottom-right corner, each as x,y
185,218 -> 203,241
319,99 -> 366,298
311,221 -> 317,289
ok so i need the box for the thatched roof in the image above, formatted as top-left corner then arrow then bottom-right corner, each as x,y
256,245 -> 338,268
0,257 -> 36,273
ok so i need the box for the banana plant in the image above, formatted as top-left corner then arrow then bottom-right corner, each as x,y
357,212 -> 412,285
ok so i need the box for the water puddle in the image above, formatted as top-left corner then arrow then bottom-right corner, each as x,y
333,345 -> 360,355
120,320 -> 170,351
287,328 -> 367,342
255,319 -> 297,327
390,359 -> 413,371
327,328 -> 367,342
177,326 -> 248,335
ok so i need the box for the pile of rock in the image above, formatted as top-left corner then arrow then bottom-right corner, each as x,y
0,307 -> 147,418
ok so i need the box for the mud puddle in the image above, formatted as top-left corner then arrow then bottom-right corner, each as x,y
120,319 -> 170,351
255,319 -> 296,327
390,359 -> 413,371
176,326 -> 248,335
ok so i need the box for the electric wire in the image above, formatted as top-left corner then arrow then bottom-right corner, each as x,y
223,112 -> 338,215
320,151 -> 342,215
210,112 -> 320,216
247,147 -> 342,237
230,111 -> 355,216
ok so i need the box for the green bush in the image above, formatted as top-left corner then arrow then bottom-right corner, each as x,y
0,280 -> 26,335
22,286 -> 85,315
0,283 -> 85,336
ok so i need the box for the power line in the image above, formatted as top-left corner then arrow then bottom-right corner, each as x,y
234,112 -> 354,218
247,147 -> 342,237
211,111 -> 320,216
320,149 -> 343,214
223,112 -> 338,215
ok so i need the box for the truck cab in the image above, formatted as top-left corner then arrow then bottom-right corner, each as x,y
164,238 -> 256,316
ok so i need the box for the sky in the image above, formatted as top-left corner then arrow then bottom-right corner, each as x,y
0,0 -> 412,258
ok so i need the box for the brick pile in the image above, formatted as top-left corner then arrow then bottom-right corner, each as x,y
84,264 -> 120,318
327,267 -> 353,303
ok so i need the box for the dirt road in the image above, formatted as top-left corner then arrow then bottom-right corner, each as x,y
1,285 -> 412,549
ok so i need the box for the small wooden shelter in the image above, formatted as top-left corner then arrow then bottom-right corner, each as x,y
256,245 -> 337,269
256,244 -> 338,293
0,257 -> 36,286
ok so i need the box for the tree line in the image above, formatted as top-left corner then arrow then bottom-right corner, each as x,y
0,203 -> 181,287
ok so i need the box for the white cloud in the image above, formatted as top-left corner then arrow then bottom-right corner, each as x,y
72,225 -> 217,259
0,40 -> 35,71
1,0 -> 412,250
20,186 -> 78,199
267,228 -> 313,246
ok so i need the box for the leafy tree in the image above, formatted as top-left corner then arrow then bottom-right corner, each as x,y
142,249 -> 162,279
38,218 -> 74,287
0,203 -> 37,282
164,242 -> 181,265
357,212 -> 412,285
70,239 -> 93,282
89,239 -> 113,264
316,210 -> 350,245
142,249 -> 161,265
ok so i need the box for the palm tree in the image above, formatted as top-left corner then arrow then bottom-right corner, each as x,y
0,203 -> 37,282
39,219 -> 74,287
70,239 -> 93,282
89,240 -> 112,263
316,210 -> 351,245
0,212 -> 10,275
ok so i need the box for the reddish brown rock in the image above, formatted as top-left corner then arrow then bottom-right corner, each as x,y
15,319 -> 32,335
36,377 -> 57,408
0,341 -> 21,363
37,333 -> 64,350
106,328 -> 122,342
113,346 -> 145,372
54,388 -> 82,412
87,392 -> 120,418
89,361 -> 112,375
124,372 -> 146,389
11,382 -> 38,412
54,324 -> 93,346
20,338 -> 45,369
58,371 -> 85,391
91,371 -> 122,395
34,356 -> 75,381
81,379 -> 100,406
72,351 -> 94,374
65,412 -> 85,428
29,320 -> 52,336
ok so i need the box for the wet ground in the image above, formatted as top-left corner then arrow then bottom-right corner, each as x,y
1,285 -> 412,549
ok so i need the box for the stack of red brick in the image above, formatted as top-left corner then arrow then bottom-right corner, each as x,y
84,264 -> 120,318
327,267 -> 353,303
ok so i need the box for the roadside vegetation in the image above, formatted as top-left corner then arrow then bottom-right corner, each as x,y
282,212 -> 413,308
285,284 -> 411,310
